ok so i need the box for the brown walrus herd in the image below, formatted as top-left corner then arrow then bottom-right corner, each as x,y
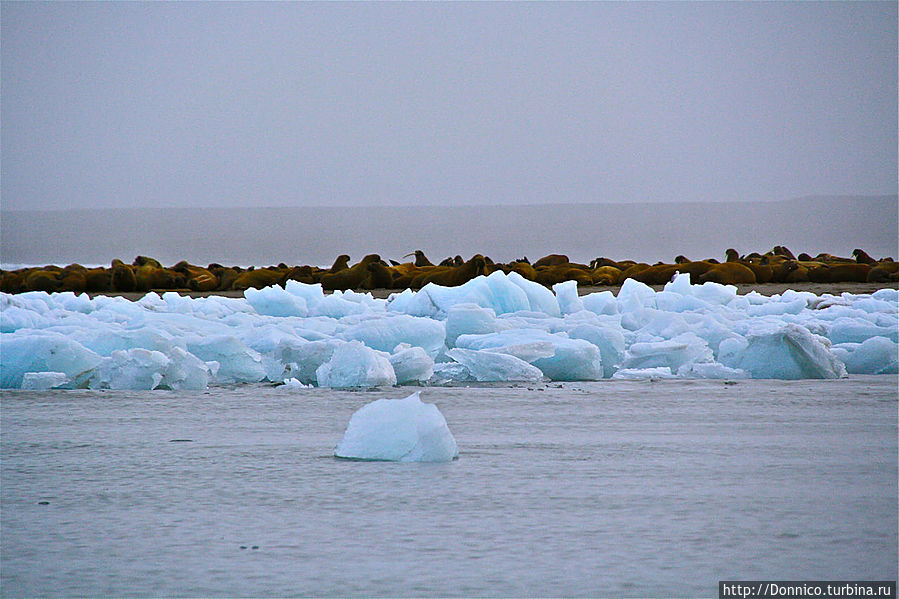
2,247 -> 897,294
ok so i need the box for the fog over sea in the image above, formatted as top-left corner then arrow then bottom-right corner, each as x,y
2,195 -> 896,269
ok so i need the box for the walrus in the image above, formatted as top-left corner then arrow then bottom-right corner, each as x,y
589,257 -> 624,270
614,259 -> 640,270
47,263 -> 89,292
389,261 -> 421,278
591,266 -> 622,285
231,268 -> 287,291
84,267 -> 112,292
173,261 -> 219,292
111,260 -> 137,292
780,260 -> 832,283
485,262 -> 510,275
57,268 -> 88,293
771,260 -> 808,283
328,254 -> 351,273
812,253 -> 856,264
619,263 -> 651,282
772,246 -> 797,260
533,254 -> 571,268
741,256 -> 774,283
758,252 -> 787,265
852,249 -> 877,265
807,263 -> 871,283
24,269 -> 63,292
133,256 -> 163,269
1,269 -> 33,293
625,260 -> 713,285
412,255 -> 488,288
698,263 -> 757,285
626,263 -> 680,285
280,265 -> 317,286
403,250 -> 434,268
210,266 -> 242,290
388,260 -> 431,289
321,254 -> 383,290
364,261 -> 395,289
682,261 -> 718,280
508,260 -> 537,281
866,261 -> 899,283
134,264 -> 185,292
1,270 -> 23,293
534,265 -> 593,287
408,266 -> 448,289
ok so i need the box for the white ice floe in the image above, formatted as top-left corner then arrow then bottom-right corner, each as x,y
554,280 -> 585,315
89,348 -> 171,390
315,341 -> 396,388
445,303 -> 502,347
388,345 -> 435,385
186,335 -> 266,385
612,366 -> 679,380
453,329 -> 603,381
21,371 -> 68,390
720,324 -> 847,379
427,362 -> 475,386
334,391 -> 458,462
1,331 -> 102,388
279,377 -> 312,389
831,336 -> 899,375
1,272 -> 896,389
620,332 -> 714,373
446,347 -> 544,382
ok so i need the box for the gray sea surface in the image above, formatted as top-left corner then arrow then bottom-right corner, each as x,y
2,195 -> 897,269
1,377 -> 897,598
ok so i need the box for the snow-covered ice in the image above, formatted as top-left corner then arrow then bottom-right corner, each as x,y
1,273 -> 896,389
334,391 -> 458,462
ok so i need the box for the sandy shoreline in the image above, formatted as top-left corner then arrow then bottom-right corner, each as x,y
84,281 -> 899,302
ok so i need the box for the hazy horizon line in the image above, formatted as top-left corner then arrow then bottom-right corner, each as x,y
2,193 -> 895,214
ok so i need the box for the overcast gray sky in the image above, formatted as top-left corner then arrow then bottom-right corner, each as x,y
2,1 -> 896,211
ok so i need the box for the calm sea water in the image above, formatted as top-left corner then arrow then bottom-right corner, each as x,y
2,196 -> 897,269
2,377 -> 896,597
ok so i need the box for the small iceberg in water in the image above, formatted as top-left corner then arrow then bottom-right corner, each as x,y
334,391 -> 458,462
